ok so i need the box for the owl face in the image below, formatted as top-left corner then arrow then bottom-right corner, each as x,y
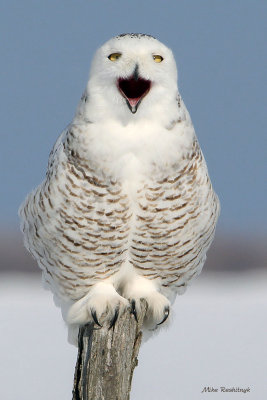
87,34 -> 178,120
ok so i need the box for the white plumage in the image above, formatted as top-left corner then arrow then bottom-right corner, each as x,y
19,34 -> 220,345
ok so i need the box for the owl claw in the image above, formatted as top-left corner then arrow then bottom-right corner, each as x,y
157,306 -> 170,326
91,309 -> 102,327
130,299 -> 138,322
108,307 -> 119,330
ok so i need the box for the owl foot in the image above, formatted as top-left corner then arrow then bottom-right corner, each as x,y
123,276 -> 171,328
67,282 -> 128,329
129,292 -> 170,328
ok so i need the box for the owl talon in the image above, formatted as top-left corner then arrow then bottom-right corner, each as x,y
108,307 -> 119,330
157,306 -> 170,326
91,309 -> 102,327
130,299 -> 138,322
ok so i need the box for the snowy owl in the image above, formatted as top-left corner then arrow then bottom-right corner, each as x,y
20,33 -> 220,345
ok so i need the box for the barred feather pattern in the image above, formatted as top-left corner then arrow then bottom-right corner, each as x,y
20,117 -> 219,304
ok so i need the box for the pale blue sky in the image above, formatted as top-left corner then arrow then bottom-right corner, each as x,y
1,0 -> 266,234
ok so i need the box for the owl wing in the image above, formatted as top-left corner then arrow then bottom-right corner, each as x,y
19,125 -> 131,303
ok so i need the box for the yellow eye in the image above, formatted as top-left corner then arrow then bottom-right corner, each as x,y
153,55 -> 163,63
108,53 -> 122,61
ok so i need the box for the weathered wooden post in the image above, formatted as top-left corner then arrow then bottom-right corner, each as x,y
72,300 -> 147,400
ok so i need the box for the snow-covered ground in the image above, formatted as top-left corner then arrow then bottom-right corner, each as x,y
1,271 -> 266,400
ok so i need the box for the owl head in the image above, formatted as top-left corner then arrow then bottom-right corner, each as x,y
77,34 -> 179,122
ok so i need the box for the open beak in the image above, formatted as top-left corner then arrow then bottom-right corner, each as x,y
117,69 -> 151,113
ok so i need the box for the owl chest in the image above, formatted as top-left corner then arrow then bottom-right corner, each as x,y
62,155 -> 201,217
51,155 -> 211,267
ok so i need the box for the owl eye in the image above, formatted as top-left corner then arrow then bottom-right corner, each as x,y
108,53 -> 122,61
153,55 -> 164,63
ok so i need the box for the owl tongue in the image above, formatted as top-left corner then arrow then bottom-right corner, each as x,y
118,76 -> 151,114
127,97 -> 140,108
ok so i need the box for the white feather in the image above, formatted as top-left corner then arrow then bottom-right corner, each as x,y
19,34 -> 219,345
